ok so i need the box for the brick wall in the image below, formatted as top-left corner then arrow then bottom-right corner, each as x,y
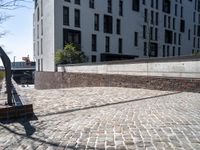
35,72 -> 200,93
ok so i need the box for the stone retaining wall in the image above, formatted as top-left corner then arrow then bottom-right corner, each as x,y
58,56 -> 200,79
35,72 -> 200,92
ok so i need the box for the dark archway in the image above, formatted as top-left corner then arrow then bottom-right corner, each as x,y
0,47 -> 12,105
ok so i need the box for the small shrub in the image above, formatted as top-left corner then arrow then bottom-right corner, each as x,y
55,43 -> 88,65
193,51 -> 200,56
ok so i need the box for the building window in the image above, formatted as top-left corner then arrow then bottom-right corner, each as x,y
175,4 -> 177,16
41,58 -> 43,72
150,27 -> 153,40
41,0 -> 43,17
91,55 -> 97,62
33,28 -> 35,40
188,29 -> 191,40
143,25 -> 146,39
174,32 -> 176,44
144,9 -> 148,22
37,59 -> 40,72
193,37 -> 196,47
105,36 -> 110,52
41,19 -> 43,35
163,0 -> 171,14
74,9 -> 80,27
118,38 -> 123,54
180,19 -> 185,32
134,32 -> 138,47
92,34 -> 97,51
198,0 -> 200,11
155,28 -> 158,41
104,15 -> 113,34
37,7 -> 40,21
178,47 -> 181,56
199,14 -> 200,24
180,6 -> 183,18
63,6 -> 69,25
63,29 -> 81,47
197,25 -> 200,36
165,30 -> 173,44
94,14 -> 99,31
144,42 -> 147,56
155,12 -> 159,25
173,18 -> 175,30
151,11 -> 154,24
37,41 -> 39,56
168,16 -> 171,29
119,0 -> 123,16
75,0 -> 80,5
173,47 -> 175,56
193,12 -> 196,23
41,38 -> 43,54
37,24 -> 39,39
156,0 -> 158,9
33,43 -> 36,56
192,49 -> 195,54
178,34 -> 181,45
164,15 -> 167,27
108,0 -> 112,13
132,0 -> 140,12
149,42 -> 158,57
163,45 -> 165,57
167,46 -> 170,57
151,0 -> 154,8
116,19 -> 121,34
167,46 -> 170,56
89,0 -> 95,8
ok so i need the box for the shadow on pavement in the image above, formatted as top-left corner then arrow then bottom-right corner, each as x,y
0,115 -> 67,148
0,91 -> 182,149
38,91 -> 182,118
0,121 -> 66,149
0,115 -> 38,137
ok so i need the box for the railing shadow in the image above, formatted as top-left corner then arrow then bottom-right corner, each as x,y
0,116 -> 38,137
0,119 -> 66,148
0,119 -> 101,149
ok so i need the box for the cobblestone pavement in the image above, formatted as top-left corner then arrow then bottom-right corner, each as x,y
0,86 -> 200,150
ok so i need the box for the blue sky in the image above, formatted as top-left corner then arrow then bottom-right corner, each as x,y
0,2 -> 33,65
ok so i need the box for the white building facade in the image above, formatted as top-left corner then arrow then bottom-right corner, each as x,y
33,0 -> 200,71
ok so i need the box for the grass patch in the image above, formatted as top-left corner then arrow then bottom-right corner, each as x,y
0,71 -> 5,90
0,71 -> 5,81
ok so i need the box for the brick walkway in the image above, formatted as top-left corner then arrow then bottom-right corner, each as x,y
0,86 -> 200,150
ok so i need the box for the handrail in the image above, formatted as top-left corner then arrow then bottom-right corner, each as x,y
0,47 -> 13,105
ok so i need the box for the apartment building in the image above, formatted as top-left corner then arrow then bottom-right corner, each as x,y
33,0 -> 199,71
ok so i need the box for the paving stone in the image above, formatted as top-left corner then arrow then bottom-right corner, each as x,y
0,87 -> 200,149
106,146 -> 115,150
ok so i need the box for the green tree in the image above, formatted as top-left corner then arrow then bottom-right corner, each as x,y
55,43 -> 88,65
